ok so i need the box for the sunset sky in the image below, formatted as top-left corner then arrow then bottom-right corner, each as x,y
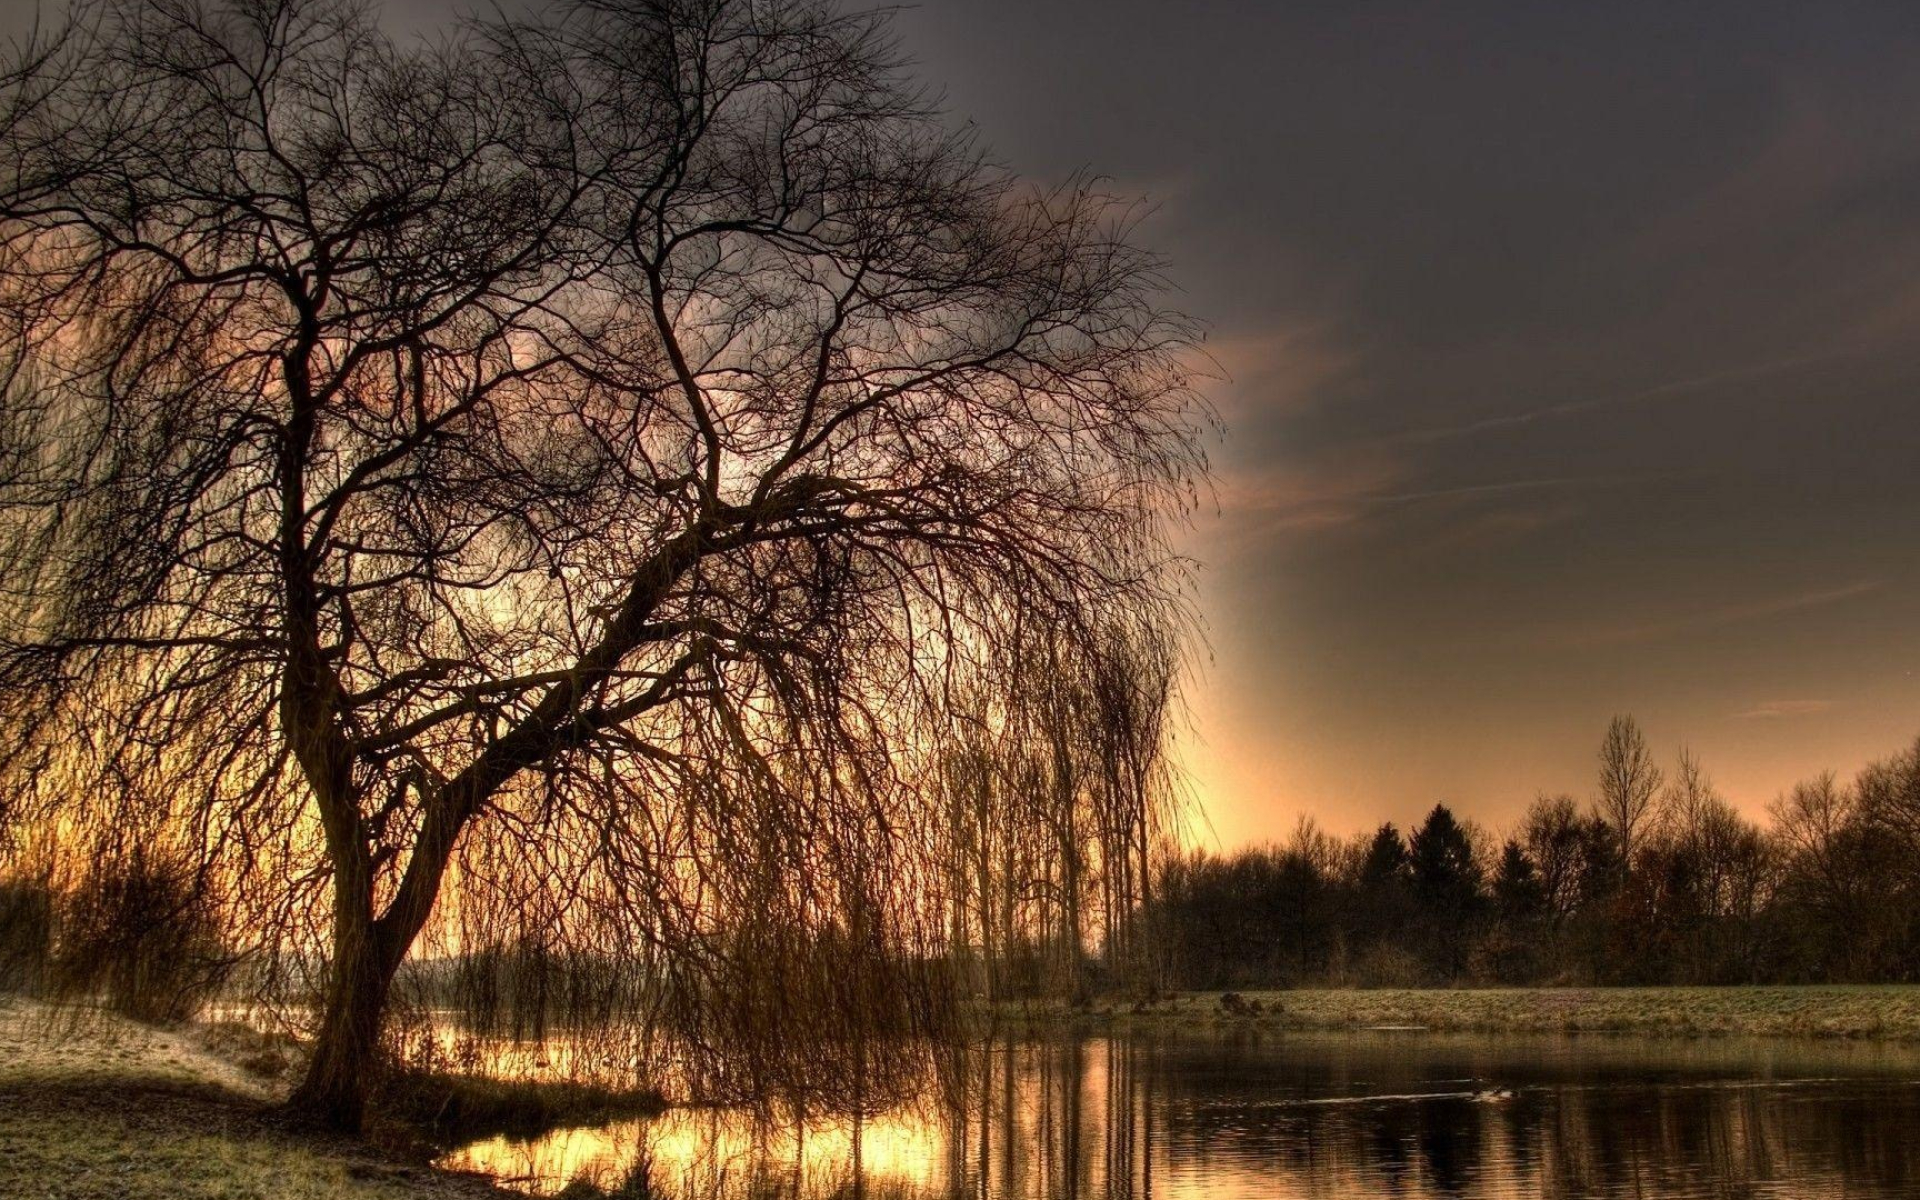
896,0 -> 1920,846
15,0 -> 1917,848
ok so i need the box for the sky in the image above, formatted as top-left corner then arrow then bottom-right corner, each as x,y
890,0 -> 1920,846
12,0 -> 1918,847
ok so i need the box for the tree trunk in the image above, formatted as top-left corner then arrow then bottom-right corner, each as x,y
291,943 -> 392,1130
288,864 -> 394,1132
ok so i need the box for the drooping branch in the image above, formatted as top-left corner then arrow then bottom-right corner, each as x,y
0,0 -> 1211,1125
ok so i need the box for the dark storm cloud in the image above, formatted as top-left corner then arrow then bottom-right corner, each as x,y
897,0 -> 1920,839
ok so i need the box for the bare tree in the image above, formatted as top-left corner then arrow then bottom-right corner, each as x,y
1522,793 -> 1587,925
931,613 -> 1182,1003
1596,715 -> 1662,871
0,0 -> 1207,1128
1769,771 -> 1895,977
1660,747 -> 1753,917
1662,747 -> 1713,836
1857,735 -> 1920,864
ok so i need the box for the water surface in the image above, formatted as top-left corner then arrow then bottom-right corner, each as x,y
443,1028 -> 1920,1198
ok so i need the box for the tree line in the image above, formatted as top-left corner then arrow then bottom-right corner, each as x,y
1151,717 -> 1920,989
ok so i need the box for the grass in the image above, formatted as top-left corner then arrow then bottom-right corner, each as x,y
1004,984 -> 1920,1040
0,996 -> 662,1200
0,1078 -> 501,1200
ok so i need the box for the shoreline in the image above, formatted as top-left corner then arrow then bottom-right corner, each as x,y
13,986 -> 1920,1198
994,985 -> 1920,1042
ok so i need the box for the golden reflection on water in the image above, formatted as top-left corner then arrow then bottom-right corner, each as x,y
440,1031 -> 1920,1199
451,1106 -> 949,1196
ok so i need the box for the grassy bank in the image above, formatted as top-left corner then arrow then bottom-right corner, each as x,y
0,997 -> 661,1200
1006,985 -> 1920,1040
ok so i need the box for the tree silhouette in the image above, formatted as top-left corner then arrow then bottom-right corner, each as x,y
1597,715 -> 1663,872
1493,839 -> 1545,922
0,0 -> 1207,1127
1408,804 -> 1484,979
1352,821 -> 1411,953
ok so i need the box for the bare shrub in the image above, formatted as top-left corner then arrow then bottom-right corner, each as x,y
1350,944 -> 1426,989
52,848 -> 230,1024
0,873 -> 52,993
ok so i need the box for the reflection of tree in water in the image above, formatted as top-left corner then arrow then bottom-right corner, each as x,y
952,1036 -> 1920,1200
448,1033 -> 1920,1198
1415,1098 -> 1478,1196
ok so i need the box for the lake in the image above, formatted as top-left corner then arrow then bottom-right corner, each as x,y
442,1028 -> 1920,1198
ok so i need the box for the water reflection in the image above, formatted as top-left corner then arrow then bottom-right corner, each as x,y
442,1030 -> 1920,1198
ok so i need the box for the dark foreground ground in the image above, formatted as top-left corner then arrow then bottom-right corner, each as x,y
0,999 -> 519,1200
0,1077 -> 512,1200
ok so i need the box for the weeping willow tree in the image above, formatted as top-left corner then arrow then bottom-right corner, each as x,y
936,615 -> 1184,1005
0,0 -> 1208,1130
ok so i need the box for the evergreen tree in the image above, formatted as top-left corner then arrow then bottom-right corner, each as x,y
1493,839 -> 1546,922
1361,823 -> 1410,883
1353,822 -> 1411,955
1409,805 -> 1486,979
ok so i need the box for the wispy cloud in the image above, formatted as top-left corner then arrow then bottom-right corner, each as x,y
1210,447 -> 1404,534
1390,348 -> 1858,446
1358,475 -> 1647,506
1736,699 -> 1837,720
1197,321 -> 1353,433
1411,502 -> 1586,557
1216,457 -> 1653,544
1537,580 -> 1882,650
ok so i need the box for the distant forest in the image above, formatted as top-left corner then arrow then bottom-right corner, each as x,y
1151,718 -> 1920,989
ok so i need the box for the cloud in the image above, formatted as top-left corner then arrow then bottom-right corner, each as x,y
1389,348 -> 1858,447
1736,699 -> 1837,720
1215,456 -> 1652,547
1411,502 -> 1585,557
1200,322 -> 1352,424
1210,446 -> 1405,533
1536,580 -> 1882,650
1360,476 -> 1645,506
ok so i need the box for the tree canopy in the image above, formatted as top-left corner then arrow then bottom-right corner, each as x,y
0,0 -> 1209,1127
